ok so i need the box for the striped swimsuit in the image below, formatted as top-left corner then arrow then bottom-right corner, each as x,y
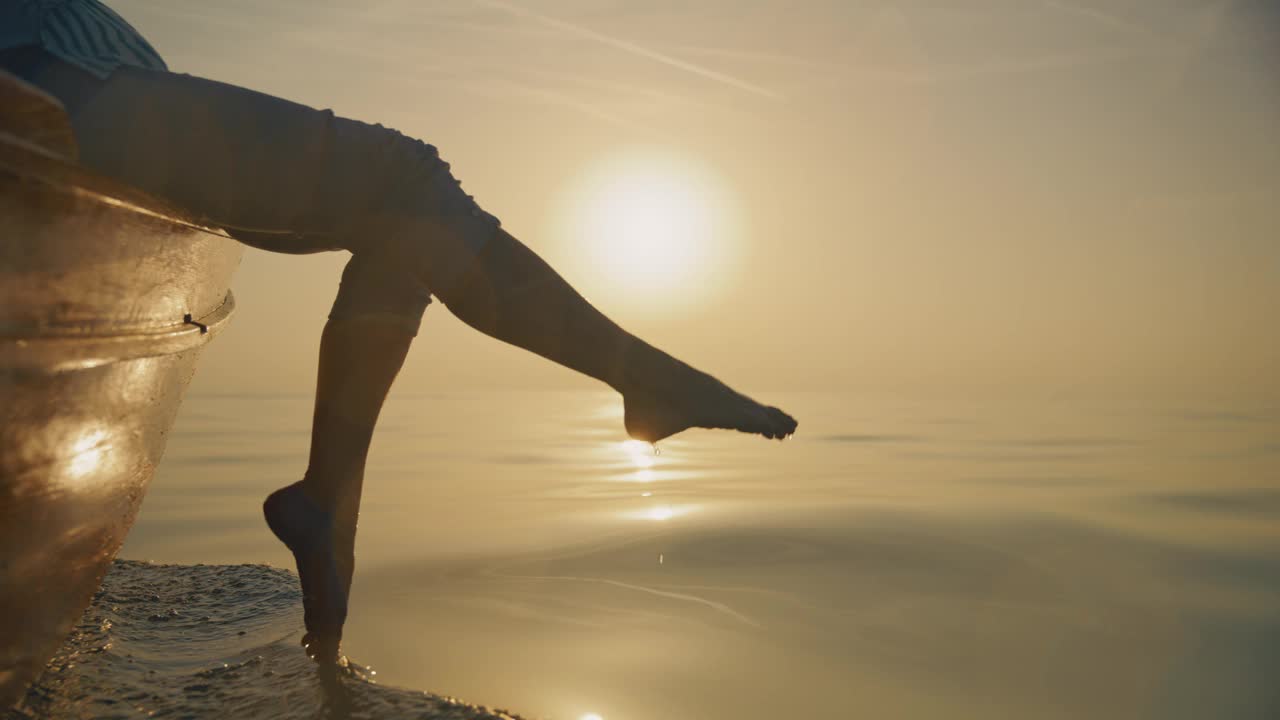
0,0 -> 166,78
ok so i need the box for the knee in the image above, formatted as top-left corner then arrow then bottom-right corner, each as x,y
326,121 -> 503,294
328,246 -> 432,336
339,121 -> 500,231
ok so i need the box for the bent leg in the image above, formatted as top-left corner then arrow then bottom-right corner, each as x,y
263,245 -> 427,661
264,315 -> 413,663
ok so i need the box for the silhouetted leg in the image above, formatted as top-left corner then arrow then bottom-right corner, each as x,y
264,241 -> 428,661
264,317 -> 413,662
432,228 -> 798,442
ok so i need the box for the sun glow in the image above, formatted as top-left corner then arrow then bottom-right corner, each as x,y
558,149 -> 736,308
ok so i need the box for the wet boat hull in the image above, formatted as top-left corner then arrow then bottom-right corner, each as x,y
0,134 -> 241,706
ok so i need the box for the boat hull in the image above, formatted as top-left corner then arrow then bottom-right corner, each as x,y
0,135 -> 241,707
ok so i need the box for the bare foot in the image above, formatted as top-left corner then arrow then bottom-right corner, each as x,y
263,481 -> 346,664
622,369 -> 797,443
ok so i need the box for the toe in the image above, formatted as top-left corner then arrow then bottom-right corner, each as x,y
767,407 -> 797,439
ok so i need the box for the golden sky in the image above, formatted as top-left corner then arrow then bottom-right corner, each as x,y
112,0 -> 1280,397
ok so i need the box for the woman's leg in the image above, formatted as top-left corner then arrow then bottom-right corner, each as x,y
264,317 -> 413,663
433,228 -> 798,442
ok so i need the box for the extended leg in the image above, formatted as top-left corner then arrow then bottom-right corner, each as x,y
433,228 -> 798,442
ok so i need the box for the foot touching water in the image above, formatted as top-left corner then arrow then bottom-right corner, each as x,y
622,368 -> 797,443
263,481 -> 347,664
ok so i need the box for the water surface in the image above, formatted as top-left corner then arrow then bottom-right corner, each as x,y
119,388 -> 1280,720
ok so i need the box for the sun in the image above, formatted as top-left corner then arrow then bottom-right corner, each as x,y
556,149 -> 736,309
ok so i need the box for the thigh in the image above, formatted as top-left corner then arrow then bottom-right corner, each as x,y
29,59 -> 457,254
67,66 -> 374,242
9,49 -> 500,284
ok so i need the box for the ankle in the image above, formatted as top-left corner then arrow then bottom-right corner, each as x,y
615,338 -> 683,393
295,476 -> 338,512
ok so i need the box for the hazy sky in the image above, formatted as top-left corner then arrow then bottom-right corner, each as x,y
111,0 -> 1279,397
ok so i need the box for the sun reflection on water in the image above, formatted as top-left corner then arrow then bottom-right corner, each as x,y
634,505 -> 696,522
610,436 -> 699,522
649,506 -> 675,521
621,439 -> 655,468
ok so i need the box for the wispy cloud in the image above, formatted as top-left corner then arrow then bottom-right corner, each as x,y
1039,0 -> 1160,39
471,0 -> 782,100
477,80 -> 659,135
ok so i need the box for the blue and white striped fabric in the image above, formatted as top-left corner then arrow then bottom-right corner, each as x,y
0,0 -> 167,78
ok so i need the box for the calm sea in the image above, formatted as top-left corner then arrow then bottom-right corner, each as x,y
116,386 -> 1280,720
